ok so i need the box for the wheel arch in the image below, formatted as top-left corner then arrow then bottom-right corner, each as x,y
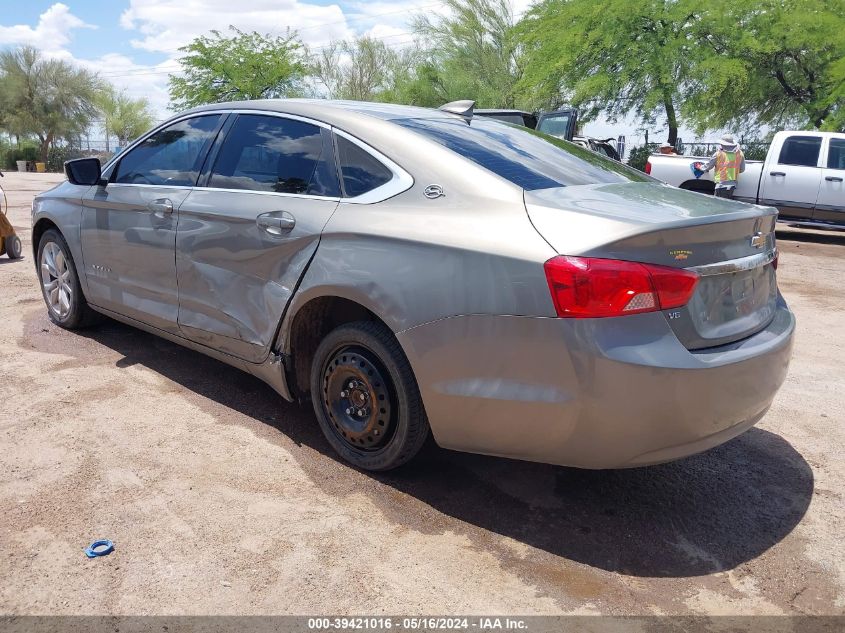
281,292 -> 397,399
31,217 -> 61,261
31,214 -> 95,302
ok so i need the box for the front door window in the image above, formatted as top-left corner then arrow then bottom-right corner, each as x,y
114,115 -> 222,186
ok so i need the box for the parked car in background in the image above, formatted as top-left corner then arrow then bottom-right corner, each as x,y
572,135 -> 622,161
474,108 -> 538,129
475,106 -> 624,160
32,99 -> 793,472
646,131 -> 845,229
475,106 -> 577,138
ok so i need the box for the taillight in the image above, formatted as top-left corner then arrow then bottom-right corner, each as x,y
645,160 -> 652,175
543,256 -> 699,318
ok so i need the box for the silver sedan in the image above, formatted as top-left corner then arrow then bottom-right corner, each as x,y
32,99 -> 794,471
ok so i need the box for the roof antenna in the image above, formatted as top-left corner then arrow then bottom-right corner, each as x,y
438,100 -> 475,120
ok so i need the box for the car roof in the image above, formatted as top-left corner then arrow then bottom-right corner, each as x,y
182,98 -> 459,124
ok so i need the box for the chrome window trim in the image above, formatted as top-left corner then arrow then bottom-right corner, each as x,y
685,249 -> 777,277
332,127 -> 414,204
105,182 -> 340,203
107,183 -> 194,191
190,187 -> 341,202
224,109 -> 332,129
100,107 -> 414,204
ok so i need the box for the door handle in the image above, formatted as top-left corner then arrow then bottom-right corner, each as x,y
769,171 -> 786,177
278,215 -> 295,230
825,176 -> 843,182
256,211 -> 295,236
148,198 -> 173,216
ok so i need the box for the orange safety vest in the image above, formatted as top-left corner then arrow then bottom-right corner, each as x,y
715,150 -> 742,183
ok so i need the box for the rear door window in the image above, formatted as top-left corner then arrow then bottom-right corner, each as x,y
778,136 -> 822,167
335,135 -> 393,197
827,138 -> 845,170
208,114 -> 339,196
114,115 -> 222,186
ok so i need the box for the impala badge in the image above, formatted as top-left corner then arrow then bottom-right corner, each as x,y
424,184 -> 445,199
90,263 -> 111,276
750,232 -> 765,249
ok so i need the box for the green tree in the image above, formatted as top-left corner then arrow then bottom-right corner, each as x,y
311,38 -> 446,107
518,0 -> 699,144
386,60 -> 447,107
96,86 -> 156,150
169,27 -> 308,110
313,37 -> 418,101
686,0 -> 845,133
412,0 -> 527,109
0,46 -> 100,162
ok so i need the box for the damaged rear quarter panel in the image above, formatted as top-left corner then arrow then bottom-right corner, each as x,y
280,180 -> 558,354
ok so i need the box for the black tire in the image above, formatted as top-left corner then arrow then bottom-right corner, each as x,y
6,234 -> 22,259
310,320 -> 430,471
37,228 -> 99,329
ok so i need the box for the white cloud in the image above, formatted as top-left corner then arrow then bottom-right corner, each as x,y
0,3 -> 96,55
346,0 -> 446,42
511,0 -> 537,19
362,23 -> 411,42
120,0 -> 355,54
79,54 -> 179,120
0,0 -> 538,122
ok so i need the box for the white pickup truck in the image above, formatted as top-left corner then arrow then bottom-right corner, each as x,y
645,130 -> 845,229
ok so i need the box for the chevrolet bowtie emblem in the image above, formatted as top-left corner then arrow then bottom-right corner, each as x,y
750,232 -> 765,249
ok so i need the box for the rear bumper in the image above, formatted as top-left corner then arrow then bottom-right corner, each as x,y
397,296 -> 794,468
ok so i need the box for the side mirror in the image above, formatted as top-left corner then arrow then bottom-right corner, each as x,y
65,158 -> 103,186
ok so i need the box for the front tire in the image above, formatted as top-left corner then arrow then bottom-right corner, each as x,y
310,321 -> 429,471
37,229 -> 97,329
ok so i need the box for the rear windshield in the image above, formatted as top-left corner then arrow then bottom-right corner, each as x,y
394,117 -> 648,189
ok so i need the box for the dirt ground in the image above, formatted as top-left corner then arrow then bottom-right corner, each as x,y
0,171 -> 843,616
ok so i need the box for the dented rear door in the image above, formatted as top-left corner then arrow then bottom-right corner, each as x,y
175,113 -> 340,363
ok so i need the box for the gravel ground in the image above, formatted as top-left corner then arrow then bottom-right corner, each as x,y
0,171 -> 843,616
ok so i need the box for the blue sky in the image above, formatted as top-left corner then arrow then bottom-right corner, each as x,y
1,1 -> 699,144
0,1 -> 455,116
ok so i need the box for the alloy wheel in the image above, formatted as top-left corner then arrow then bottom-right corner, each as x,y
40,241 -> 72,319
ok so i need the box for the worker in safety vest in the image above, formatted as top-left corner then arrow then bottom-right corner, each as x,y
699,134 -> 745,199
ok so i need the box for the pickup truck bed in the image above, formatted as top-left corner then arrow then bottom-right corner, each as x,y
646,131 -> 845,230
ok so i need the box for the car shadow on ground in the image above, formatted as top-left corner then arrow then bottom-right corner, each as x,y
73,316 -> 814,579
776,228 -> 845,246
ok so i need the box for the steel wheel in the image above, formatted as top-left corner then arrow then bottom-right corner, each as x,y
310,321 -> 430,471
40,241 -> 73,319
321,346 -> 395,450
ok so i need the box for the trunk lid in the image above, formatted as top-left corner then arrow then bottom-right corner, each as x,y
525,182 -> 779,349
